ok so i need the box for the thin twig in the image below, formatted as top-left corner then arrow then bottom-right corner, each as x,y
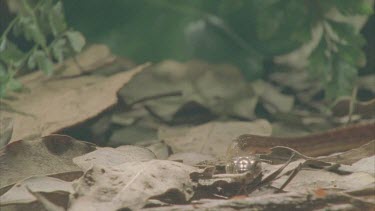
129,91 -> 182,107
347,85 -> 358,125
275,163 -> 303,193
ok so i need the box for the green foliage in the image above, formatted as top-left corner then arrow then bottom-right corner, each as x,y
308,0 -> 371,100
2,0 -> 372,101
64,0 -> 372,101
0,0 -> 86,98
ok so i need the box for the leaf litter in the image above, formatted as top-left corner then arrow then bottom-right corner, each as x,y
68,160 -> 197,211
0,45 -> 148,143
1,47 -> 374,210
0,134 -> 95,188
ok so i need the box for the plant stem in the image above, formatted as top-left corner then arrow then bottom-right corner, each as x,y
0,16 -> 19,41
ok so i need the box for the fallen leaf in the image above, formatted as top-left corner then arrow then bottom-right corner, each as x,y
25,187 -> 66,211
73,146 -> 156,171
0,134 -> 95,188
119,60 -> 259,122
1,45 -> 148,142
338,156 -> 375,176
0,176 -> 72,206
146,141 -> 171,159
314,188 -> 327,198
161,120 -> 271,158
168,152 -> 215,166
108,125 -> 157,147
318,140 -> 375,165
345,186 -> 375,204
159,191 -> 372,210
259,146 -> 315,164
271,170 -> 374,192
56,44 -> 116,77
69,160 -> 197,210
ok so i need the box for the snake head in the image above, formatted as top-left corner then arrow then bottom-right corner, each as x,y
225,156 -> 262,175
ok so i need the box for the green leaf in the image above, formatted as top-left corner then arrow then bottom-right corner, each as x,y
328,20 -> 365,47
48,2 -> 67,36
36,0 -> 54,35
0,63 -> 10,98
12,21 -> 24,37
27,51 -> 37,69
357,3 -> 374,15
0,38 -> 7,52
8,78 -> 23,92
34,50 -> 54,75
254,1 -> 283,41
0,41 -> 25,65
338,44 -> 366,67
325,56 -> 357,99
0,82 -> 7,98
66,31 -> 86,52
308,38 -> 331,81
250,0 -> 312,55
0,62 -> 6,78
20,17 -> 47,48
51,38 -> 67,63
334,0 -> 374,15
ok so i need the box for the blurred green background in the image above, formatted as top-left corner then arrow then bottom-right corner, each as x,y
1,0 -> 374,99
63,0 -> 374,71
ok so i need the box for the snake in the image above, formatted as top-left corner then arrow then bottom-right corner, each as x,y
225,122 -> 375,174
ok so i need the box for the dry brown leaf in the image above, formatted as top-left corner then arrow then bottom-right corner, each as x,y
69,160 -> 197,211
338,156 -> 375,176
168,152 -> 215,166
0,134 -> 95,188
108,125 -> 157,146
119,60 -> 259,121
73,146 -> 156,171
1,54 -> 148,142
25,188 -> 66,211
272,170 -> 374,192
146,141 -> 171,159
318,140 -> 375,165
145,191 -> 374,210
0,176 -> 73,206
161,120 -> 271,158
58,44 -> 116,77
